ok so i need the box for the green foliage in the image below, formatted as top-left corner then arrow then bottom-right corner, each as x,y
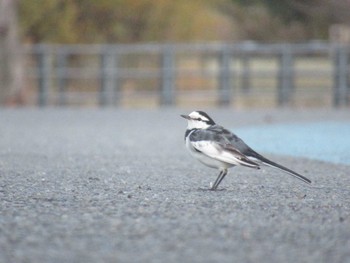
231,0 -> 318,22
18,0 -> 227,43
19,1 -> 78,43
230,0 -> 344,40
18,0 -> 350,43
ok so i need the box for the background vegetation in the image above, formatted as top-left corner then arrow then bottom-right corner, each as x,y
2,0 -> 350,105
18,0 -> 350,44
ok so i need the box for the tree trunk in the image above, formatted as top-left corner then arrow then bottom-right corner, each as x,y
0,0 -> 24,105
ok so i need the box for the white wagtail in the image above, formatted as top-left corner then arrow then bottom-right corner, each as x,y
181,110 -> 311,190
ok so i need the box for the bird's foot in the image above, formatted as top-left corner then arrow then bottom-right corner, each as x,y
209,182 -> 224,191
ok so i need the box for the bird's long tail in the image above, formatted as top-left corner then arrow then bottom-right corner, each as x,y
247,150 -> 311,184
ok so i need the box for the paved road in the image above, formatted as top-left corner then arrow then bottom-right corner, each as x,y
0,108 -> 350,263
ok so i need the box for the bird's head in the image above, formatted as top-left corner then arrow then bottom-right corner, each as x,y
181,111 -> 215,130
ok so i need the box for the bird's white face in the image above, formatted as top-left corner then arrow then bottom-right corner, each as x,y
181,111 -> 214,130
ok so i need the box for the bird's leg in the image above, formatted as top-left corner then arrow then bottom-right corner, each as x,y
211,169 -> 227,190
211,171 -> 223,190
216,169 -> 228,189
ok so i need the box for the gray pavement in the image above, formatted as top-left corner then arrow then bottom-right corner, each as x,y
0,108 -> 350,263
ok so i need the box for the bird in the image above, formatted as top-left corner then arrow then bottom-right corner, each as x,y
181,110 -> 311,190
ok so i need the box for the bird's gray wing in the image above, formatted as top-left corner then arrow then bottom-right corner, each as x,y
207,125 -> 252,154
189,128 -> 260,168
208,126 -> 311,184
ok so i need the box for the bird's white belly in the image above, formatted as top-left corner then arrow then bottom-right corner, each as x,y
185,136 -> 234,169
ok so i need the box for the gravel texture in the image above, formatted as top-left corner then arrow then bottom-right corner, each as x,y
0,108 -> 349,263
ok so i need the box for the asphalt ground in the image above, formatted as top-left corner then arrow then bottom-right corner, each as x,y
0,108 -> 349,263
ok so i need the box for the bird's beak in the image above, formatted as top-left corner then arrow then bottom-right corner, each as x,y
181,114 -> 191,120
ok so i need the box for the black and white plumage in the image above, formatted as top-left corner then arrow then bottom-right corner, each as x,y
181,111 -> 311,190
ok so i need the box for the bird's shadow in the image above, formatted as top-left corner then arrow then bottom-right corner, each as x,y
196,187 -> 227,192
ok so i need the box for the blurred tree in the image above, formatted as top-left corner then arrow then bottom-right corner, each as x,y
229,0 -> 350,40
19,1 -> 79,43
19,0 -> 231,43
257,0 -> 331,38
232,0 -> 326,21
17,0 -> 350,43
0,0 -> 24,104
219,1 -> 308,41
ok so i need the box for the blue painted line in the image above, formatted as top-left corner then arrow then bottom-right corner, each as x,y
234,122 -> 350,165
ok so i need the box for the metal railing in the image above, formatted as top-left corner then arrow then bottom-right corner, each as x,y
23,42 -> 350,107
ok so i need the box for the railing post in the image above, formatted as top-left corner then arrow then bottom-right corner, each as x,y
241,53 -> 250,94
160,45 -> 175,106
218,45 -> 232,106
277,45 -> 294,106
37,45 -> 51,107
100,46 -> 118,106
56,47 -> 68,106
333,46 -> 349,107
